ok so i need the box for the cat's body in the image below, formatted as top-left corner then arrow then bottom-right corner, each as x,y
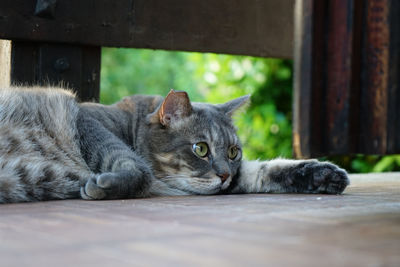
0,87 -> 349,203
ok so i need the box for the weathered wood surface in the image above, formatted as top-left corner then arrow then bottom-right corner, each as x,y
0,173 -> 399,267
293,0 -> 400,158
0,0 -> 294,58
360,0 -> 390,154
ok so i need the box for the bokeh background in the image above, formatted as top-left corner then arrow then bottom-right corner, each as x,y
101,48 -> 400,173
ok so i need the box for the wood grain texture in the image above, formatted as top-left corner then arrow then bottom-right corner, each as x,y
360,0 -> 390,154
0,0 -> 294,58
295,0 -> 355,158
308,0 -> 327,157
293,0 -> 400,157
324,0 -> 353,154
0,172 -> 399,267
293,0 -> 313,158
386,0 -> 400,154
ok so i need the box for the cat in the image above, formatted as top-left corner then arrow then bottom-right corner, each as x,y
0,86 -> 349,203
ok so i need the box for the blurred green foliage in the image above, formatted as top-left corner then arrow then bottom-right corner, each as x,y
101,48 -> 400,173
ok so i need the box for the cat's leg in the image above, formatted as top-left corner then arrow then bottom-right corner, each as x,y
76,113 -> 153,200
230,159 -> 349,194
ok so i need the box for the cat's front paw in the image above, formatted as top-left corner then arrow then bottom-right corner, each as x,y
290,161 -> 350,194
80,175 -> 109,200
80,169 -> 152,200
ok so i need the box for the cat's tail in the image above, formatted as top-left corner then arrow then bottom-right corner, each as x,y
0,167 -> 30,203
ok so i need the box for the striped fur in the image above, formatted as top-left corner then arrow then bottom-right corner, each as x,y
0,87 -> 349,203
0,87 -> 92,202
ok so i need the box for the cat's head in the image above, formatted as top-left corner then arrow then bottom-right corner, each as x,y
146,89 -> 249,195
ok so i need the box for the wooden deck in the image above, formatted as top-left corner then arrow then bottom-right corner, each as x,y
1,173 -> 399,267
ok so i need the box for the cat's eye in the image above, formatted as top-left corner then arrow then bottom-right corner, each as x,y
228,146 -> 239,160
193,142 -> 209,158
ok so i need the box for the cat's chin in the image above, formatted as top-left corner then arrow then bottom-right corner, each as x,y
152,176 -> 224,196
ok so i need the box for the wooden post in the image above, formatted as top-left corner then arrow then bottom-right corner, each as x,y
2,41 -> 100,102
0,40 -> 11,88
387,0 -> 400,154
293,0 -> 400,157
293,0 -> 355,158
293,0 -> 313,158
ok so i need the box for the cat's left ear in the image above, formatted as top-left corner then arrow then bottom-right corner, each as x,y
147,89 -> 192,126
217,95 -> 251,117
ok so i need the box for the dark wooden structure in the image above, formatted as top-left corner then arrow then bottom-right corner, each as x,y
294,0 -> 400,157
0,0 -> 293,102
0,0 -> 399,157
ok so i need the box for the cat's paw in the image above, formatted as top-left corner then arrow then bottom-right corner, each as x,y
289,161 -> 350,194
80,175 -> 108,200
80,169 -> 152,200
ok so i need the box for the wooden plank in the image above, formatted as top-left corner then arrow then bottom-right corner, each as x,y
80,46 -> 101,102
0,40 -> 11,87
308,0 -> 328,157
359,0 -> 390,154
9,42 -> 38,84
8,41 -> 100,101
0,0 -> 294,58
294,0 -> 355,158
387,0 -> 400,154
294,0 -> 400,157
0,173 -> 399,267
348,0 -> 364,154
293,0 -> 314,158
324,0 -> 354,154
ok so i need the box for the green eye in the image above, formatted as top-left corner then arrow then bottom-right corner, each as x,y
228,146 -> 239,160
193,142 -> 209,157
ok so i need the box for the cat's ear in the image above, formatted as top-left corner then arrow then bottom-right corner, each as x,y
148,89 -> 192,126
217,95 -> 251,117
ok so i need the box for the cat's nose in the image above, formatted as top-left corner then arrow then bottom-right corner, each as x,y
217,173 -> 230,182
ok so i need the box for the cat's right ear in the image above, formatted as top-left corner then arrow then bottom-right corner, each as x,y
217,95 -> 251,117
147,89 -> 192,126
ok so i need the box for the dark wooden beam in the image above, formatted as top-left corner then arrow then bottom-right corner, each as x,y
0,0 -> 294,58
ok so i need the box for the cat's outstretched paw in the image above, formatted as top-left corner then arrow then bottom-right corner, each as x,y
288,161 -> 350,194
233,159 -> 349,195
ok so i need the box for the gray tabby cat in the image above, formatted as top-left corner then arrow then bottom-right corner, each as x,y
0,86 -> 349,203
